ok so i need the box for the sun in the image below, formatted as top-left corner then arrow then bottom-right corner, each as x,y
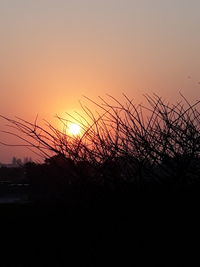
68,123 -> 81,136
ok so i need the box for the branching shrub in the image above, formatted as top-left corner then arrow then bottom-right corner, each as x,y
1,93 -> 200,186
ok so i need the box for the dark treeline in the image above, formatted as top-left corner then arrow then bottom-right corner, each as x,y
2,94 -> 200,203
23,152 -> 200,205
1,94 -> 200,266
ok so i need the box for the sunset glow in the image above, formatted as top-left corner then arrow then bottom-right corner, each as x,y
0,0 -> 200,163
68,123 -> 81,136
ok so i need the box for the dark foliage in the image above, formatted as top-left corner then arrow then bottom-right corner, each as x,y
1,94 -> 200,265
1,94 -> 200,198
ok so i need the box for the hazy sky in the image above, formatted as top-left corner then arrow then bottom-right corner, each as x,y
0,0 -> 200,162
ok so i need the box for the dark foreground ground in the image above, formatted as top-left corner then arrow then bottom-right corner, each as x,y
0,186 -> 200,267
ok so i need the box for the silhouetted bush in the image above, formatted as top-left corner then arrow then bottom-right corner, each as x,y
2,94 -> 200,267
1,93 -> 200,194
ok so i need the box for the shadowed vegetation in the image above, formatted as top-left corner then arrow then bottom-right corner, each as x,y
1,93 -> 200,206
1,95 -> 200,192
1,94 -> 200,266
1,93 -> 200,188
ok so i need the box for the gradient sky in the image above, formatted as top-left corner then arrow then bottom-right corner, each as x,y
0,0 -> 200,162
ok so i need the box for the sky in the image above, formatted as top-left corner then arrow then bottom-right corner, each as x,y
0,0 -> 200,163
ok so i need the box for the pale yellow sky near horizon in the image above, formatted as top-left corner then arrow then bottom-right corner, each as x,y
0,0 -> 200,162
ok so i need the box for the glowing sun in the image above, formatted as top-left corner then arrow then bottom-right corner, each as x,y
68,123 -> 81,136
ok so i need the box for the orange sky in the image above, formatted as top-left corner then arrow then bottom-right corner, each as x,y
0,0 -> 200,163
